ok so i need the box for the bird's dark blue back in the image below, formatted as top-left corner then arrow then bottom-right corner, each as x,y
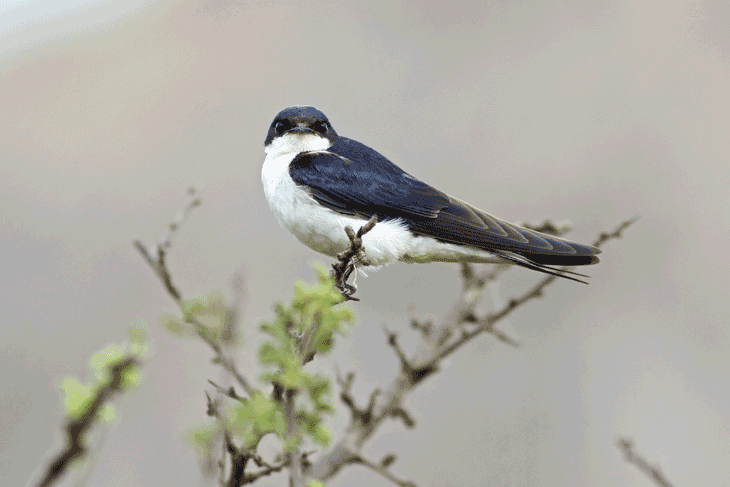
289,137 -> 450,221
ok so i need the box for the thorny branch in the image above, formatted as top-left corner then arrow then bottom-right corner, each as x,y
306,217 -> 638,484
617,437 -> 676,487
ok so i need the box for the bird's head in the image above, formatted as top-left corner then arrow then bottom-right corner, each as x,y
264,106 -> 338,156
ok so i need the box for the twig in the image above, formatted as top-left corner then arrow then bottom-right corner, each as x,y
382,327 -> 412,373
433,216 -> 639,362
353,455 -> 418,487
331,215 -> 378,300
407,304 -> 432,338
208,380 -> 243,401
35,357 -> 139,487
594,215 -> 640,247
285,389 -> 305,487
617,437 -> 676,487
335,367 -> 381,426
134,188 -> 254,398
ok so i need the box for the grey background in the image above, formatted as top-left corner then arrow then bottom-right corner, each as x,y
2,0 -> 729,486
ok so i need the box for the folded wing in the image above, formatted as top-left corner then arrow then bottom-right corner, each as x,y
289,137 -> 600,280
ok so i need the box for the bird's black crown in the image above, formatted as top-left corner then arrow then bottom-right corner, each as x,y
264,106 -> 338,146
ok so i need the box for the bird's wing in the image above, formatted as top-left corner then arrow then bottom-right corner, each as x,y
289,137 -> 600,279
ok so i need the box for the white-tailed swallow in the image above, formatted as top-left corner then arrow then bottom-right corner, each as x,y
262,106 -> 600,283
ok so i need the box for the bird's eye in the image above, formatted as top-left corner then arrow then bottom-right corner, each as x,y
314,121 -> 328,134
274,121 -> 285,134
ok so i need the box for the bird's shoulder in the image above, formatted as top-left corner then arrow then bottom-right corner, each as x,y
288,137 -> 449,219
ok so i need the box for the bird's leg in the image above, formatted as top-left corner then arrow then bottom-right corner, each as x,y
331,216 -> 378,300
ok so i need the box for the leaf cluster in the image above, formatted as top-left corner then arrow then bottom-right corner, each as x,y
59,323 -> 147,423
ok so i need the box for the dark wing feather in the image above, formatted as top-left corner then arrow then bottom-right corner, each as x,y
289,137 -> 600,279
289,137 -> 449,219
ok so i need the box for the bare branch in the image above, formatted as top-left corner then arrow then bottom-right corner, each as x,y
617,437 -> 677,487
353,455 -> 418,487
407,304 -> 432,338
594,215 -> 640,247
208,380 -> 243,401
335,367 -> 380,426
134,188 -> 254,398
383,327 -> 412,373
433,216 -> 639,362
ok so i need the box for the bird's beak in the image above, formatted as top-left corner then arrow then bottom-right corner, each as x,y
288,123 -> 314,135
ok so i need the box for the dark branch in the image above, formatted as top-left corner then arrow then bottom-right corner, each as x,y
335,367 -> 380,426
383,326 -> 437,384
35,357 -> 139,487
617,437 -> 677,487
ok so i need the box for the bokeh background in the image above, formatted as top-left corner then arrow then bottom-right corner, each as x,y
3,0 -> 729,485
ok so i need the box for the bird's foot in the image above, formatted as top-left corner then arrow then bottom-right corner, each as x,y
331,215 -> 378,301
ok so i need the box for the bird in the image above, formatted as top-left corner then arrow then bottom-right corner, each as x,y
261,106 -> 600,285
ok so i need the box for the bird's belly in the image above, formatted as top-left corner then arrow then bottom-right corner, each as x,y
262,152 -> 359,257
277,201 -> 351,258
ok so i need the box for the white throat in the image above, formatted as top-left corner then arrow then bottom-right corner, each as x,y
264,133 -> 332,158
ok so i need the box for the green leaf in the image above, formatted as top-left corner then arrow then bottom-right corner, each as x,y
120,366 -> 143,389
279,366 -> 303,389
258,343 -> 282,365
311,422 -> 331,446
160,312 -> 189,336
188,420 -> 221,457
98,404 -> 117,423
127,321 -> 148,343
60,377 -> 93,418
89,344 -> 124,371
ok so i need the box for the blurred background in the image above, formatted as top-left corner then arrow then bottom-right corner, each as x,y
2,0 -> 729,485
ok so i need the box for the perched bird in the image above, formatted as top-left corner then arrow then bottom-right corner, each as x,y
262,106 -> 600,283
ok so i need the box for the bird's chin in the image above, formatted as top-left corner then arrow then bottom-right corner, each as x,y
265,133 -> 331,157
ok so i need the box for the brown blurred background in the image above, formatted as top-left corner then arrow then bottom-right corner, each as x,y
2,0 -> 729,485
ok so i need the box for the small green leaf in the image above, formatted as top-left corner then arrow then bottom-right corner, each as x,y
188,421 -> 221,456
120,366 -> 143,389
311,422 -> 331,446
284,432 -> 302,451
60,377 -> 93,418
250,393 -> 275,418
89,344 -> 124,371
258,343 -> 281,365
280,367 -> 303,389
98,404 -> 117,423
127,321 -> 148,343
160,312 -> 189,336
